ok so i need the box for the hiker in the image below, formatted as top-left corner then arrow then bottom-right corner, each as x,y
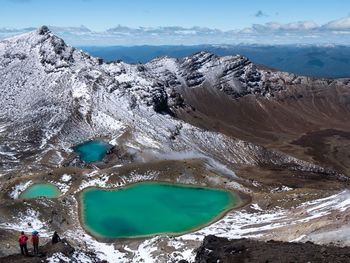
52,231 -> 61,244
31,230 -> 39,255
18,231 -> 29,256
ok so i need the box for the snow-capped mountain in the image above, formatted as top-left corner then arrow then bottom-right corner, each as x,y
2,26 -> 350,178
0,26 -> 331,173
0,27 -> 304,165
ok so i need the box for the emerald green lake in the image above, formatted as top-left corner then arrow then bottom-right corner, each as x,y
20,183 -> 60,199
73,140 -> 111,163
80,182 -> 239,239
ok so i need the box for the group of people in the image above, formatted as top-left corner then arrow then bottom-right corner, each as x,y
18,230 -> 61,256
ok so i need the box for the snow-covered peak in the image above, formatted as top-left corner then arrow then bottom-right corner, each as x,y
2,26 -> 322,141
0,26 -> 299,106
0,25 -> 101,73
0,27 -> 309,147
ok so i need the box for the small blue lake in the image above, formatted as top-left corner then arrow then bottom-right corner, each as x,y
20,184 -> 61,199
73,140 -> 112,163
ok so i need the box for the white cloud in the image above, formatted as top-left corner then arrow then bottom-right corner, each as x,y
250,21 -> 318,32
281,21 -> 318,30
50,25 -> 91,34
323,17 -> 350,30
1,17 -> 350,45
106,26 -> 223,36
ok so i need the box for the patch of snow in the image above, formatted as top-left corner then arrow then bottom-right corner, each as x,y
0,146 -> 16,157
54,181 -> 70,194
56,151 -> 65,165
291,234 -> 307,242
72,251 -> 95,263
71,80 -> 91,116
112,164 -> 123,168
252,180 -> 261,187
46,252 -> 70,263
304,191 -> 350,211
134,134 -> 162,150
271,185 -> 294,193
181,190 -> 350,244
91,111 -> 126,133
9,180 -> 32,199
167,238 -> 196,262
61,174 -> 72,182
120,171 -> 158,185
66,229 -> 128,262
132,237 -> 160,263
0,208 -> 50,237
297,190 -> 350,220
250,203 -> 264,211
78,174 -> 110,191
84,170 -> 99,178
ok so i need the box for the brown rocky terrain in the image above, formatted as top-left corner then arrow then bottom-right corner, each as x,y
193,235 -> 350,263
176,78 -> 350,176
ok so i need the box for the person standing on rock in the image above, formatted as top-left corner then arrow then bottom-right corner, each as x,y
31,231 -> 39,255
18,231 -> 29,256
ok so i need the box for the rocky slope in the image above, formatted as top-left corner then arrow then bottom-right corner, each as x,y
172,62 -> 350,175
0,239 -> 99,263
0,26 -> 350,262
194,235 -> 350,263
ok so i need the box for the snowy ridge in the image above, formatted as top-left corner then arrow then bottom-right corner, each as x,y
0,26 -> 333,175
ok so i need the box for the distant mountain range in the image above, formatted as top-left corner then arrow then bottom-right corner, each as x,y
80,44 -> 350,78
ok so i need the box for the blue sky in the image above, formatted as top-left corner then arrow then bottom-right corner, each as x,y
2,0 -> 349,30
1,0 -> 350,45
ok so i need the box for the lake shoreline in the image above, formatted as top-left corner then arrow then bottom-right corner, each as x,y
77,181 -> 251,241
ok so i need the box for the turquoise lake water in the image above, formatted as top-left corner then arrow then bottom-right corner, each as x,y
20,183 -> 61,199
73,140 -> 112,163
79,182 -> 239,239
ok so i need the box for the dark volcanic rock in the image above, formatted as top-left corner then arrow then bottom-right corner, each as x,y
151,86 -> 173,115
37,25 -> 50,35
194,235 -> 350,263
0,239 -> 101,263
0,239 -> 74,263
